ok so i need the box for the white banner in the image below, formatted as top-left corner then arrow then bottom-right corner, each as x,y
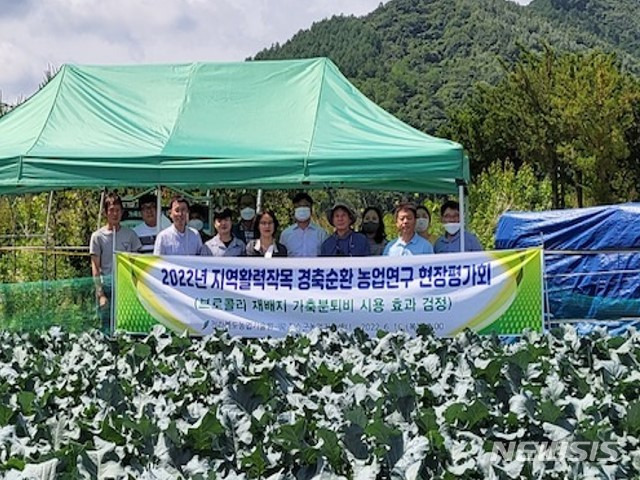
114,249 -> 543,337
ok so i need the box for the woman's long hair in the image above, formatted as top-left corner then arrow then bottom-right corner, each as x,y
360,206 -> 386,244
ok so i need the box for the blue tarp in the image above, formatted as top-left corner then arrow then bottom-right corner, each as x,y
495,203 -> 640,323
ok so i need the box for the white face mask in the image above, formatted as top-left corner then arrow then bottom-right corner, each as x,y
294,206 -> 311,222
240,207 -> 256,221
416,218 -> 429,233
444,222 -> 460,235
188,219 -> 204,231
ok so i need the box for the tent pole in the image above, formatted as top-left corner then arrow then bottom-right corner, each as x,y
97,189 -> 105,230
43,190 -> 54,281
156,185 -> 162,234
256,189 -> 263,213
458,183 -> 465,252
42,190 -> 54,323
206,189 -> 214,236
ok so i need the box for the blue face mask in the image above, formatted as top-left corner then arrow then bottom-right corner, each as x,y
240,207 -> 256,221
416,218 -> 429,232
188,219 -> 204,231
294,207 -> 311,222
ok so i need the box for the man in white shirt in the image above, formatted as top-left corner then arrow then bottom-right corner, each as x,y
279,192 -> 328,257
153,196 -> 203,255
133,193 -> 171,253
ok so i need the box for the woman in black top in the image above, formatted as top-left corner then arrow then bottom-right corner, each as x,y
246,210 -> 288,257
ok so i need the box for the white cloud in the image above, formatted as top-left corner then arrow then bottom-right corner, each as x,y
0,0 -> 389,103
0,0 -> 531,104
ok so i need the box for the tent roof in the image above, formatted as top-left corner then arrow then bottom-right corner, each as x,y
0,57 -> 468,194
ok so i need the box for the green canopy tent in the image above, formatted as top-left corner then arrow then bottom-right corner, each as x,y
0,57 -> 468,194
0,57 -> 472,250
0,59 -> 474,333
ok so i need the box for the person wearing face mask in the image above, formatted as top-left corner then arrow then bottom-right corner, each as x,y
188,205 -> 212,243
383,202 -> 434,256
416,205 -> 437,246
434,200 -> 483,253
133,193 -> 172,253
279,192 -> 328,257
321,201 -> 370,256
359,206 -> 387,255
154,196 -> 203,255
200,208 -> 246,257
232,193 -> 257,244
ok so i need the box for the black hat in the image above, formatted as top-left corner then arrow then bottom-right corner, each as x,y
213,207 -> 233,220
138,193 -> 157,208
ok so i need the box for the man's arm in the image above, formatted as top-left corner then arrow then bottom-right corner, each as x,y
382,240 -> 391,256
318,226 -> 329,243
279,227 -> 289,248
153,231 -> 163,255
194,231 -> 203,255
90,255 -> 108,307
424,240 -> 434,254
131,232 -> 142,252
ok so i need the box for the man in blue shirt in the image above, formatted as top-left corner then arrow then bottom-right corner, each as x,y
279,192 -> 328,257
383,202 -> 434,256
434,200 -> 483,253
321,200 -> 370,256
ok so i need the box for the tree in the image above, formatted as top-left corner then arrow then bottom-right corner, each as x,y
443,47 -> 640,207
468,162 -> 552,248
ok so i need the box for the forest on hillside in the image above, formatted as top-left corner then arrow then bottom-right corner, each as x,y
255,0 -> 640,207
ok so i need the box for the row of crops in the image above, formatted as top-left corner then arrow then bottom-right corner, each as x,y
1,325 -> 639,478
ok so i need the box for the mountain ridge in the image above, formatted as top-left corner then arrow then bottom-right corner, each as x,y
254,0 -> 640,133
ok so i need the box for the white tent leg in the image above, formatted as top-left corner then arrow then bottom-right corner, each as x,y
156,185 -> 162,234
257,189 -> 263,213
44,190 -> 54,281
459,183 -> 465,252
97,190 -> 105,230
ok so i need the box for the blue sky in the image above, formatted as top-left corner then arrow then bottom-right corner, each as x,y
0,0 -> 530,105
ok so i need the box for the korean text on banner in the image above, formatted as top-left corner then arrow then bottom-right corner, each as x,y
114,248 -> 543,337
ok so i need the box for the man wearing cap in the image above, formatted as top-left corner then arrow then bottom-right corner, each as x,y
134,193 -> 172,253
383,202 -> 434,256
200,208 -> 246,257
153,196 -> 203,255
321,200 -> 370,256
279,192 -> 328,257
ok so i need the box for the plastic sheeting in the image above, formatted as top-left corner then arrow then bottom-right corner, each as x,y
495,203 -> 640,322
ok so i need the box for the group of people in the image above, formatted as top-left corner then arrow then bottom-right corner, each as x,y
90,191 -> 482,329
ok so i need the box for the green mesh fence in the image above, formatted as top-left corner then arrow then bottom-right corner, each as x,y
0,276 -> 99,332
